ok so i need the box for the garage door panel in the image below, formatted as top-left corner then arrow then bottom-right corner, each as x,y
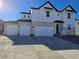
6,25 -> 18,35
19,26 -> 30,36
35,27 -> 54,36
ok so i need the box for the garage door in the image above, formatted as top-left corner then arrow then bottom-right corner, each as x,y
6,25 -> 18,36
19,25 -> 30,36
35,27 -> 54,36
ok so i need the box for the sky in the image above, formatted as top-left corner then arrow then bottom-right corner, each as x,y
0,0 -> 79,20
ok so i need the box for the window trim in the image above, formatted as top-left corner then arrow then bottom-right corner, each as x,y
46,11 -> 50,17
28,15 -> 30,18
68,13 -> 71,19
68,25 -> 71,30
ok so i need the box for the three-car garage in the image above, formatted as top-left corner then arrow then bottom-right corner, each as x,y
4,21 -> 54,36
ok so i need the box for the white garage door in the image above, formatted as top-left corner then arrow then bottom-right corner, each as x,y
19,26 -> 30,36
35,27 -> 54,36
6,25 -> 18,36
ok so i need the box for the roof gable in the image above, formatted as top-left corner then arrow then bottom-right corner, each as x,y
39,1 -> 58,11
62,5 -> 77,13
31,1 -> 58,11
66,7 -> 72,10
31,1 -> 77,13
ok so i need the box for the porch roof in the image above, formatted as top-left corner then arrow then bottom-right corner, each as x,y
54,20 -> 64,23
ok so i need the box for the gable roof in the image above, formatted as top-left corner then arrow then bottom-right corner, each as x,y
31,1 -> 58,11
62,5 -> 77,13
31,1 -> 77,13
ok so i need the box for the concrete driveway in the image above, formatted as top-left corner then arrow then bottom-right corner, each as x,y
0,36 -> 79,59
8,36 -> 79,50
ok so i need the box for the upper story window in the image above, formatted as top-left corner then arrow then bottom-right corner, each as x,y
28,15 -> 30,18
23,14 -> 26,18
68,13 -> 71,19
46,11 -> 50,17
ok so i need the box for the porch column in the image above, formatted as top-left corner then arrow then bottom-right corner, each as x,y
30,22 -> 34,36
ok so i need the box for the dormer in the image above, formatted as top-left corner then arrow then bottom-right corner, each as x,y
20,12 -> 31,19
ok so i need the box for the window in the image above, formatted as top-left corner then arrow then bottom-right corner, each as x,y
68,25 -> 71,30
24,15 -> 26,18
68,13 -> 71,19
28,15 -> 30,18
46,11 -> 50,17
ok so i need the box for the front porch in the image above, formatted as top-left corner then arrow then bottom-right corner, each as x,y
54,20 -> 64,36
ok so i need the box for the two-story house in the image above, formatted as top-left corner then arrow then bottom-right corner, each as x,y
4,1 -> 77,36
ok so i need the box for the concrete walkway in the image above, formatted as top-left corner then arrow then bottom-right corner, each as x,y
0,36 -> 79,59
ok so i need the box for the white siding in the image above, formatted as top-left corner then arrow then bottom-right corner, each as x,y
31,3 -> 59,22
66,7 -> 73,10
62,10 -> 75,28
20,14 -> 31,19
31,3 -> 75,27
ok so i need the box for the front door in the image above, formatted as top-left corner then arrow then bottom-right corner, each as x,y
56,24 -> 60,34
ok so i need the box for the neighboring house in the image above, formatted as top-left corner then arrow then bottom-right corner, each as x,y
0,19 -> 4,35
76,19 -> 79,36
4,1 -> 77,36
